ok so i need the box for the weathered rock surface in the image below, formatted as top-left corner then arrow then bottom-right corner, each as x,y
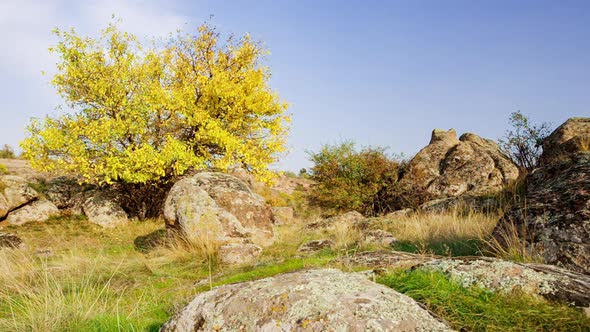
417,257 -> 590,307
160,269 -> 453,332
191,172 -> 275,245
0,158 -> 52,181
0,232 -> 24,249
338,251 -> 590,307
5,199 -> 59,225
306,211 -> 365,230
83,192 -> 128,228
0,175 -> 38,218
164,172 -> 276,247
163,178 -> 247,244
493,117 -> 590,274
297,239 -> 335,253
218,243 -> 263,265
419,196 -> 500,214
272,206 -> 295,225
401,129 -> 520,198
539,117 -> 590,166
44,176 -> 89,213
385,208 -> 413,219
360,229 -> 397,247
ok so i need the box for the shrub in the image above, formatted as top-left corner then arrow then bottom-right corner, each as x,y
499,111 -> 552,172
0,164 -> 7,175
307,141 -> 401,216
0,145 -> 15,159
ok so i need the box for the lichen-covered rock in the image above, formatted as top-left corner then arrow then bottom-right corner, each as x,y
163,178 -> 248,244
360,230 -> 397,247
5,199 -> 59,225
493,117 -> 590,274
0,175 -> 39,218
385,208 -> 413,219
218,243 -> 263,265
401,129 -> 519,198
417,257 -> 590,307
44,176 -> 91,213
160,269 -> 453,332
163,172 -> 277,247
419,196 -> 500,214
271,206 -> 295,225
83,192 -> 128,228
306,211 -> 365,230
0,232 -> 23,249
539,117 -> 590,166
297,239 -> 335,253
176,172 -> 276,246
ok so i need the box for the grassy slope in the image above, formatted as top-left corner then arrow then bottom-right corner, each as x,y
0,212 -> 588,331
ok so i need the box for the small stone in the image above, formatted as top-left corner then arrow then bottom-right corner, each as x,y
360,229 -> 397,247
297,239 -> 335,253
0,232 -> 23,249
218,243 -> 262,265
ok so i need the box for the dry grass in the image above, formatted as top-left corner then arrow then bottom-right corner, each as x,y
388,211 -> 498,244
381,208 -> 499,256
0,202 -> 571,331
484,218 -> 543,263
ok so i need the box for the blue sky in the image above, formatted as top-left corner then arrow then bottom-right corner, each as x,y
1,1 -> 589,171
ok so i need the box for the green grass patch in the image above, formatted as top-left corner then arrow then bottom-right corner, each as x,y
201,255 -> 334,291
378,270 -> 590,332
392,238 -> 484,256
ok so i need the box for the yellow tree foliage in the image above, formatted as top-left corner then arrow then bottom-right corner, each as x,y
21,23 -> 290,185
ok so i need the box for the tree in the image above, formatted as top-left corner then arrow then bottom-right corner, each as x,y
21,22 -> 290,216
0,144 -> 15,159
307,141 -> 401,216
499,111 -> 551,172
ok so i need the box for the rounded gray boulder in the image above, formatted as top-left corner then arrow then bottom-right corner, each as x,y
160,269 -> 452,331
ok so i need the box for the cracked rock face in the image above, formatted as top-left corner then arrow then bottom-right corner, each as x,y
401,129 -> 520,198
0,175 -> 39,219
493,118 -> 590,274
164,172 -> 276,248
160,269 -> 453,332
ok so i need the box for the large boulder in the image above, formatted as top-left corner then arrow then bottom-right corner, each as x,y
5,199 -> 59,225
44,176 -> 90,214
0,175 -> 39,218
492,118 -> 590,274
83,192 -> 128,228
401,129 -> 520,198
163,172 -> 275,247
538,117 -> 590,166
160,269 -> 452,331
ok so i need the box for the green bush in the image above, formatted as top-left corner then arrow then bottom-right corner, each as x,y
307,141 -> 401,216
0,145 -> 15,159
0,164 -> 7,175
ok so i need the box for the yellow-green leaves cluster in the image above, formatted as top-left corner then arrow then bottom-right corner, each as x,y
21,23 -> 290,185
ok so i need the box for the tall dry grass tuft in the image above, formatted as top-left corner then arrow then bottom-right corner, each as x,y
484,218 -> 543,263
330,221 -> 361,250
386,208 -> 499,250
0,249 -> 135,331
